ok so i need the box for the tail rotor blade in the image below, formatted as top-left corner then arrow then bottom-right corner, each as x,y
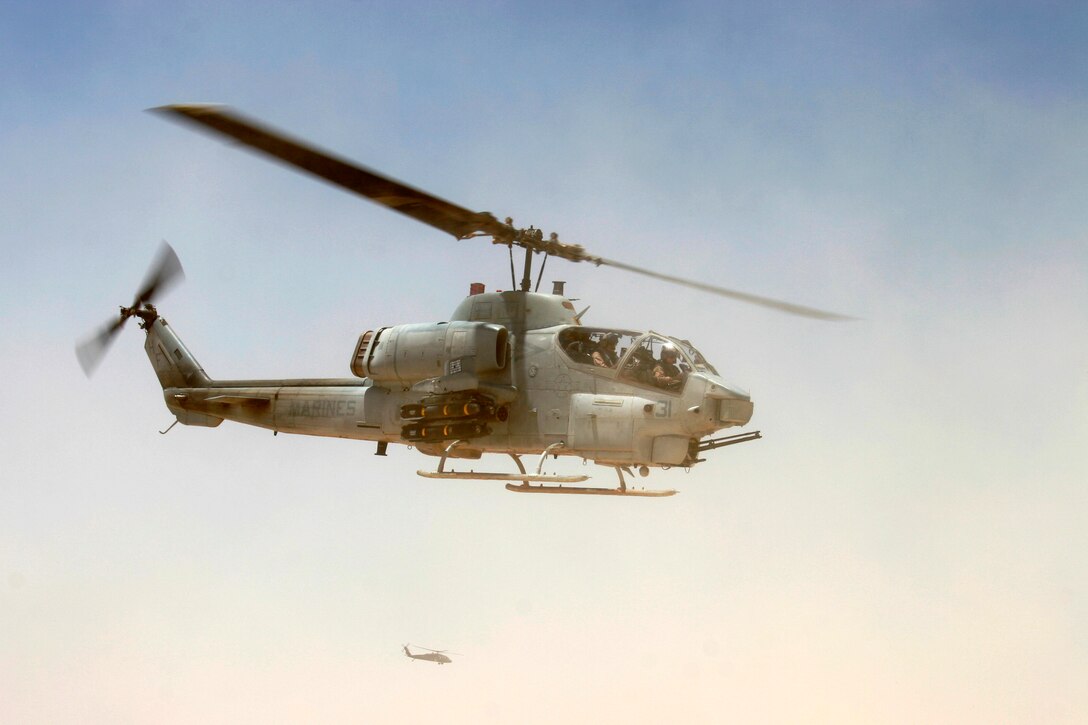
76,242 -> 186,377
133,241 -> 184,306
75,317 -> 125,377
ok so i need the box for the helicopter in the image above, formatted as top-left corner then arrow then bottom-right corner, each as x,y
76,104 -> 851,497
403,645 -> 457,665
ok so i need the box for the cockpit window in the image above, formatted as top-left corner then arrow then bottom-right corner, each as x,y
618,334 -> 693,393
672,337 -> 718,375
557,328 -> 708,395
557,327 -> 639,369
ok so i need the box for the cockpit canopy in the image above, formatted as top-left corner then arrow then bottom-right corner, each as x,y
556,326 -> 719,392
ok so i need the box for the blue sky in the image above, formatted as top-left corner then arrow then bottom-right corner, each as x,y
2,2 -> 1087,722
5,3 -> 1086,100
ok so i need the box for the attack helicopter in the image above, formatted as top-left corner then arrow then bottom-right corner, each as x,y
76,104 -> 850,497
403,645 -> 458,665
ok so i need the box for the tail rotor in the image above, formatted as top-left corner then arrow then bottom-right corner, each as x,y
75,242 -> 185,376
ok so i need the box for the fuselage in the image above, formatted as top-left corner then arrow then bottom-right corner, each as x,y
146,290 -> 753,469
405,650 -> 452,664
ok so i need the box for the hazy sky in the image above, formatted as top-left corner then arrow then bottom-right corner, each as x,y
2,2 -> 1087,722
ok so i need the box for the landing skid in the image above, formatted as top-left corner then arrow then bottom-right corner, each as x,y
416,442 -> 676,497
419,471 -> 589,483
506,464 -> 676,497
505,483 -> 675,497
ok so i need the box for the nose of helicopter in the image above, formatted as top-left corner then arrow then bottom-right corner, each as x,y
702,377 -> 754,427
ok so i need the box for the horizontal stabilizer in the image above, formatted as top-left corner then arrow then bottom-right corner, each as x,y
204,394 -> 272,405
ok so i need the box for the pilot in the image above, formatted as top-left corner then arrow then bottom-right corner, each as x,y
652,346 -> 685,390
564,328 -> 595,364
592,333 -> 620,368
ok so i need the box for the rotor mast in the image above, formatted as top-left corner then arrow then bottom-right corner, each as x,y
504,223 -> 547,292
521,245 -> 534,292
470,218 -> 594,293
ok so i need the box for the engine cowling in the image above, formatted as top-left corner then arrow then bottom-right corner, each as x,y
350,321 -> 508,386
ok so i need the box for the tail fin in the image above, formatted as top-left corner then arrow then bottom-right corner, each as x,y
141,310 -> 222,428
142,313 -> 212,389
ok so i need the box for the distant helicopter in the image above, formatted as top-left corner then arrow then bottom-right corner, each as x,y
403,644 -> 457,665
76,105 -> 851,497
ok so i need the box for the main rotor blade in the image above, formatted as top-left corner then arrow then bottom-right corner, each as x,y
75,317 -> 125,376
151,104 -> 853,319
151,104 -> 512,241
592,256 -> 855,321
133,241 -> 184,307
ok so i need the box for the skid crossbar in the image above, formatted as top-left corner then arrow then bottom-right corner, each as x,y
417,440 -> 589,485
